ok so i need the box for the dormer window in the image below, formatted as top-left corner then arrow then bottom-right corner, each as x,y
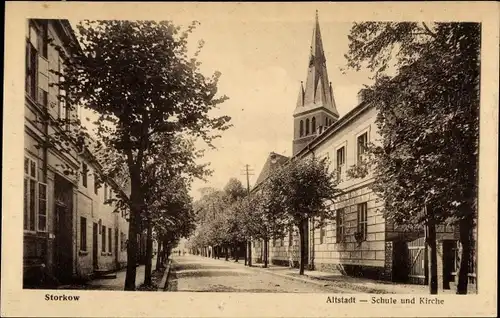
312,117 -> 316,134
305,118 -> 310,135
299,120 -> 304,137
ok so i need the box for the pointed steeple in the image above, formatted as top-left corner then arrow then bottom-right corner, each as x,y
296,81 -> 305,107
294,11 -> 339,118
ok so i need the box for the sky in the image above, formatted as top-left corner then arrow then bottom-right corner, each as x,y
70,8 -> 375,202
183,16 -> 373,200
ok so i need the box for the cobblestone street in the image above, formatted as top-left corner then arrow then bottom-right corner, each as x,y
167,255 -> 350,293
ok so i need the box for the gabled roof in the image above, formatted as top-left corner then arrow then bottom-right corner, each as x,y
253,152 -> 289,190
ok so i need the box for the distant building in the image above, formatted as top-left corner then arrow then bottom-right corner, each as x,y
250,12 -> 476,289
23,19 -> 129,288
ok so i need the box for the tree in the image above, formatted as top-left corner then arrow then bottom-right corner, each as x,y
142,135 -> 208,285
344,22 -> 479,294
264,157 -> 341,274
239,191 -> 286,268
54,20 -> 231,290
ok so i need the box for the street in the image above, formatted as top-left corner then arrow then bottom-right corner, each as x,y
167,255 -> 348,293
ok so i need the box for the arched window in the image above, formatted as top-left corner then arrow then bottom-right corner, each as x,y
312,117 -> 316,134
299,120 -> 304,137
325,117 -> 328,127
305,118 -> 310,135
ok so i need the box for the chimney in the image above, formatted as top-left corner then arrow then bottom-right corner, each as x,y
357,88 -> 369,104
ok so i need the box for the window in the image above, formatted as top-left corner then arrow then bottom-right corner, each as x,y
25,28 -> 38,99
319,217 -> 326,244
312,117 -> 316,134
336,146 -> 345,181
121,232 -> 127,251
25,20 -> 48,104
80,217 -> 87,251
108,227 -> 112,254
305,118 -> 310,135
299,120 -> 304,137
94,177 -> 99,195
102,225 -> 106,252
24,156 -> 47,232
357,132 -> 368,163
325,117 -> 328,127
336,208 -> 345,243
81,163 -> 88,188
357,203 -> 368,241
58,57 -> 70,129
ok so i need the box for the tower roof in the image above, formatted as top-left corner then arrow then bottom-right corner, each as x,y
295,11 -> 339,118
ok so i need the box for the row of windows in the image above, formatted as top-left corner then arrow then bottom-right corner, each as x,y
259,202 -> 369,249
26,20 -> 69,125
318,202 -> 368,244
79,217 -> 127,253
299,116 -> 334,137
334,132 -> 368,180
81,162 -> 114,202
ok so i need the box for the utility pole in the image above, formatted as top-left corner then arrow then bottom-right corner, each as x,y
241,164 -> 254,195
241,164 -> 254,266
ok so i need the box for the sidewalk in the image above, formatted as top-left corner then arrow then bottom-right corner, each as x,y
58,259 -> 157,290
192,254 -> 468,294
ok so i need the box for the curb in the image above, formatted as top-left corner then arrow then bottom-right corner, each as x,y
158,260 -> 172,291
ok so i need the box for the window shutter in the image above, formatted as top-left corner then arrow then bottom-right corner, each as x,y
29,26 -> 38,49
38,183 -> 48,232
37,56 -> 49,106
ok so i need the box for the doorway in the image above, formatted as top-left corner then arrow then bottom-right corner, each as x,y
53,175 -> 74,284
54,203 -> 73,283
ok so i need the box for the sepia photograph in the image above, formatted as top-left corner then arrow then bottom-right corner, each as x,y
2,2 -> 498,317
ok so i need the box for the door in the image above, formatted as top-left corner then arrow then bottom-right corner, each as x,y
93,223 -> 98,270
54,204 -> 73,283
114,228 -> 119,269
407,237 -> 426,284
442,240 -> 456,289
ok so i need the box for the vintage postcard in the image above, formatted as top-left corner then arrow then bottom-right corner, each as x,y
2,1 -> 498,317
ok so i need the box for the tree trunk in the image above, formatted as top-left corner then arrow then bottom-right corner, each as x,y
144,217 -> 153,286
155,240 -> 162,271
247,240 -> 252,267
426,219 -> 438,294
298,220 -> 306,275
244,240 -> 248,265
263,238 -> 268,268
225,245 -> 229,261
457,216 -> 473,294
234,244 -> 239,262
124,176 -> 141,290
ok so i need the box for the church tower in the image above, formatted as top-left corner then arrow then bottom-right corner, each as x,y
293,11 -> 339,155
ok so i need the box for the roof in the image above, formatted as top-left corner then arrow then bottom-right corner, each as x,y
294,11 -> 339,118
253,152 -> 290,190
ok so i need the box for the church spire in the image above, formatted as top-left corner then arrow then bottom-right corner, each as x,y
294,11 -> 339,118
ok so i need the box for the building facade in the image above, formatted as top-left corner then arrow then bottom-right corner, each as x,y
250,13 -> 476,289
23,19 -> 129,288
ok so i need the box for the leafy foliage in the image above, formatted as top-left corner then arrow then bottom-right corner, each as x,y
345,22 -> 480,229
265,157 -> 341,227
50,19 -> 231,290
